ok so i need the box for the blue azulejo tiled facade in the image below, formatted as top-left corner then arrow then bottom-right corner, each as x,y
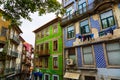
62,0 -> 120,80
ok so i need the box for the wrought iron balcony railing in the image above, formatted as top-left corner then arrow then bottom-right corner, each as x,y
10,50 -> 18,58
10,34 -> 20,45
37,50 -> 50,57
61,0 -> 119,27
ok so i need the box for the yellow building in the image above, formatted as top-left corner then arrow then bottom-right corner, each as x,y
0,10 -> 10,78
0,9 -> 23,80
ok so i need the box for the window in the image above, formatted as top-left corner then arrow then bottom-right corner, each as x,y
78,2 -> 87,14
65,0 -> 69,3
45,43 -> 49,50
66,6 -> 74,16
68,48 -> 76,64
84,76 -> 96,80
44,58 -> 48,68
67,25 -> 75,39
1,27 -> 7,36
53,75 -> 59,80
53,57 -> 58,69
46,28 -> 49,36
0,62 -> 3,73
39,58 -> 42,67
100,10 -> 115,29
40,44 -> 44,54
44,74 -> 50,80
6,60 -> 10,68
80,19 -> 90,34
40,44 -> 43,50
41,31 -> 44,38
106,42 -> 120,66
111,79 -> 120,80
36,45 -> 39,52
82,46 -> 94,65
53,40 -> 58,51
53,25 -> 58,33
1,16 -> 6,21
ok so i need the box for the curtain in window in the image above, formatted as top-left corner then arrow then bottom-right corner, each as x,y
106,42 -> 120,65
83,46 -> 93,65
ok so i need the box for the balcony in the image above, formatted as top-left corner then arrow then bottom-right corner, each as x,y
4,68 -> 15,74
10,35 -> 20,45
37,50 -> 50,57
61,0 -> 119,27
73,26 -> 120,46
10,50 -> 18,58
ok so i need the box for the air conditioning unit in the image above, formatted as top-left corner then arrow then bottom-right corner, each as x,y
66,59 -> 74,65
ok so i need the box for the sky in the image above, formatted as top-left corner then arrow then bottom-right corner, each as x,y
20,0 -> 62,46
20,0 -> 62,47
20,12 -> 56,47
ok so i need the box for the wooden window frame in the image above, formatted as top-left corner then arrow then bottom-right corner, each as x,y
67,25 -> 75,39
53,40 -> 58,51
81,45 -> 95,67
39,58 -> 42,67
53,25 -> 58,33
53,57 -> 58,69
100,10 -> 115,29
44,57 -> 48,68
78,2 -> 87,14
44,74 -> 50,80
53,75 -> 59,80
79,19 -> 90,35
103,41 -> 120,68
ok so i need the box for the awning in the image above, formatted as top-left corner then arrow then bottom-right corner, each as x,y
64,72 -> 80,79
33,72 -> 42,77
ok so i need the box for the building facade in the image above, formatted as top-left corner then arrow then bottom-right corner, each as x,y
5,25 -> 23,80
33,17 -> 63,80
21,42 -> 34,80
0,10 -> 10,79
0,9 -> 24,79
62,0 -> 120,80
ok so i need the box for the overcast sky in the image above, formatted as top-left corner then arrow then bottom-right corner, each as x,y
20,12 -> 56,47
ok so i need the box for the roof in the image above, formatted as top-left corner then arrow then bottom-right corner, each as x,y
19,36 -> 25,42
33,17 -> 61,33
14,26 -> 23,33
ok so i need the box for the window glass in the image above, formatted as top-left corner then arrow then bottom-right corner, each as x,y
45,58 -> 48,68
1,27 -> 7,36
101,10 -> 113,19
53,25 -> 58,33
80,19 -> 90,34
53,40 -> 58,51
39,58 -> 42,67
53,57 -> 58,68
111,79 -> 120,80
83,46 -> 94,65
44,74 -> 49,80
106,42 -> 120,65
66,6 -> 73,16
78,2 -> 86,14
67,25 -> 74,39
68,48 -> 76,64
85,76 -> 95,80
100,10 -> 115,29
53,75 -> 59,80
41,31 -> 44,38
46,28 -> 49,36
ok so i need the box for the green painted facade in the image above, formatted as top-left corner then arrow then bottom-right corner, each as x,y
34,22 -> 63,80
